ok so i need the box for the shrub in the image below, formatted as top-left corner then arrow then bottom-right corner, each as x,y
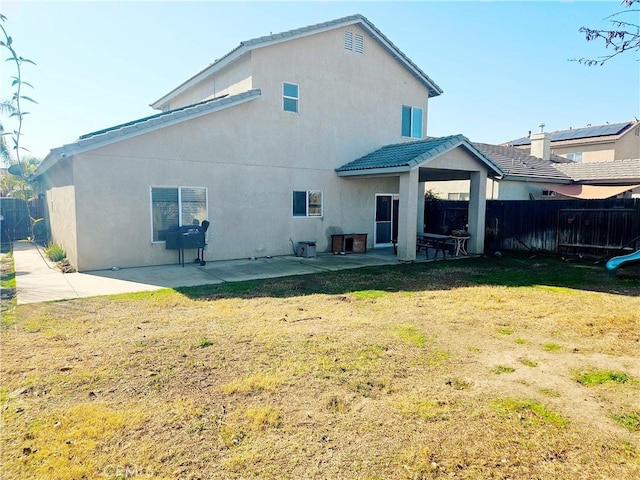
45,242 -> 66,262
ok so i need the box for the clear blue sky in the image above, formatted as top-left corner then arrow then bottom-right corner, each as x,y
2,1 -> 639,160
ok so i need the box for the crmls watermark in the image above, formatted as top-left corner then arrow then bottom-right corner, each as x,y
101,463 -> 154,478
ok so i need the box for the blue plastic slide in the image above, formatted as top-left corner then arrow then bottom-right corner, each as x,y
605,249 -> 640,273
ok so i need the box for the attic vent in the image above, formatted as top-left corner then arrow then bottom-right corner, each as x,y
354,33 -> 363,54
344,31 -> 353,51
344,31 -> 363,54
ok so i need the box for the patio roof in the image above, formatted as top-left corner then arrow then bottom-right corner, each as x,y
335,135 -> 504,178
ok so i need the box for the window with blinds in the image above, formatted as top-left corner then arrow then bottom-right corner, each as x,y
151,186 -> 207,241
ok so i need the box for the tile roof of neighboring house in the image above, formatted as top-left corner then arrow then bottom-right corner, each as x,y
35,89 -> 262,177
472,143 -> 572,183
507,121 -> 636,146
552,158 -> 640,185
335,135 -> 503,177
151,14 -> 443,109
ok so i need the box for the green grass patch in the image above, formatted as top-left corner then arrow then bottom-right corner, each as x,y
519,358 -> 538,368
352,289 -> 388,300
491,365 -> 515,374
576,369 -> 632,387
543,343 -> 561,352
198,338 -> 214,348
611,411 -> 640,432
493,397 -> 568,427
496,328 -> 513,335
514,338 -> 527,344
395,325 -> 427,346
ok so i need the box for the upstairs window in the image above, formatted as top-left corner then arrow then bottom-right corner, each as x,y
344,31 -> 363,54
566,152 -> 583,162
402,105 -> 423,139
151,186 -> 207,242
293,190 -> 322,217
283,82 -> 299,113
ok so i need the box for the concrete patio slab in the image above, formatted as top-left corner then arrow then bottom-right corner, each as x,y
10,242 -> 402,304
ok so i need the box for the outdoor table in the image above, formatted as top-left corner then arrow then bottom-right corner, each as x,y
417,233 -> 451,259
450,235 -> 470,256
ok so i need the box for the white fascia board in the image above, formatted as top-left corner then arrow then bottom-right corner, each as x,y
503,174 -> 571,184
150,46 -> 249,110
336,166 -> 410,177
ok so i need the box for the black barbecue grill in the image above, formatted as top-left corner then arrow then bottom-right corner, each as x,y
165,220 -> 210,266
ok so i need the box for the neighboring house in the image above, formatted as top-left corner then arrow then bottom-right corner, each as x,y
505,120 -> 640,163
425,141 -> 573,201
430,125 -> 640,200
35,14 -> 503,271
550,158 -> 640,199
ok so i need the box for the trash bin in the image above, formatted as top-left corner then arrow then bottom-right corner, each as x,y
296,241 -> 316,258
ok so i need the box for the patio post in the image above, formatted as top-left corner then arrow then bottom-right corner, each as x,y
417,181 -> 426,234
397,168 -> 419,261
467,171 -> 487,254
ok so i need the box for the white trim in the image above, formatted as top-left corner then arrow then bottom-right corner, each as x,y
283,82 -> 300,114
292,189 -> 323,218
374,193 -> 399,246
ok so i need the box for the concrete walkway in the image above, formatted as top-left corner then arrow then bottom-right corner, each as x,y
11,242 -> 405,304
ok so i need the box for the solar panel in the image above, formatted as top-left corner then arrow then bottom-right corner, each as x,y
550,122 -> 630,141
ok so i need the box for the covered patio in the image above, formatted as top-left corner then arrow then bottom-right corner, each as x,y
336,135 -> 504,261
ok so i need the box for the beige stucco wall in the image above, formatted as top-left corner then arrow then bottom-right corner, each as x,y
615,127 -> 640,159
425,177 -> 550,201
551,142 -> 616,163
167,54 -> 254,110
39,158 -> 80,268
61,25 -> 430,271
45,185 -> 79,268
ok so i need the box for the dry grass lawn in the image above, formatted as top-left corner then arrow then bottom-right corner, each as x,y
1,254 -> 639,479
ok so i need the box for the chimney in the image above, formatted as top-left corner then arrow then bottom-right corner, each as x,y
530,123 -> 550,160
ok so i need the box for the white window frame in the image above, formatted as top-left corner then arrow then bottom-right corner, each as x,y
566,152 -> 583,162
283,82 -> 299,113
401,105 -> 423,139
150,186 -> 208,243
292,190 -> 323,218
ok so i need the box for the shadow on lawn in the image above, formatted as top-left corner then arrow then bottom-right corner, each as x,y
175,253 -> 640,301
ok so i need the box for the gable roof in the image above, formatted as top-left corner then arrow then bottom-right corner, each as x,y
552,158 -> 640,185
151,14 -> 443,110
507,121 -> 636,146
335,135 -> 503,177
472,143 -> 572,183
36,89 -> 261,177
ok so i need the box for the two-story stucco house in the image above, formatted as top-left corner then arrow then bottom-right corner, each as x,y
35,14 -> 503,271
507,120 -> 640,163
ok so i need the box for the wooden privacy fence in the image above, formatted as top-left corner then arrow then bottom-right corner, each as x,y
0,197 -> 46,243
425,199 -> 640,258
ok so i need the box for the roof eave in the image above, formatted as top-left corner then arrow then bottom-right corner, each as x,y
336,165 -> 411,177
150,45 -> 249,110
502,174 -> 571,184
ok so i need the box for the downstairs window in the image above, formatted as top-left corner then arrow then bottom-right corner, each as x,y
151,186 -> 207,241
